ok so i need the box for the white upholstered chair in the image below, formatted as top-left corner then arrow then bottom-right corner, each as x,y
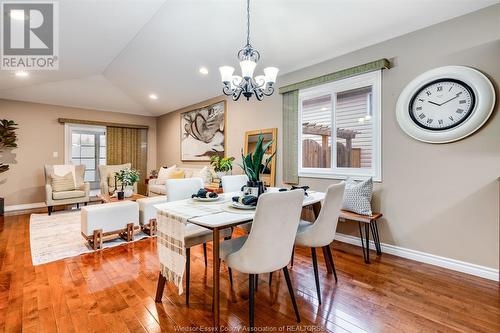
220,190 -> 304,328
294,182 -> 345,304
221,174 -> 248,193
98,163 -> 138,195
157,177 -> 231,305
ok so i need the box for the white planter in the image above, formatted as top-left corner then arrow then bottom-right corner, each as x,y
124,186 -> 134,198
215,171 -> 228,179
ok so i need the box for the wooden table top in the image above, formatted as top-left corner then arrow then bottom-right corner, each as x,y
100,193 -> 147,203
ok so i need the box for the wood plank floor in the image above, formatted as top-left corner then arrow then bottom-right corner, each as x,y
0,214 -> 499,333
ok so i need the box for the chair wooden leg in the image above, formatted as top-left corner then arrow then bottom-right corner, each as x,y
228,267 -> 233,288
48,206 -> 53,216
76,203 -> 80,209
269,272 -> 273,286
186,248 -> 190,305
311,247 -> 321,304
155,272 -> 166,302
84,202 -> 88,206
255,274 -> 258,291
283,266 -> 301,323
325,245 -> 338,283
322,246 -> 333,273
202,243 -> 208,267
249,274 -> 255,330
290,246 -> 295,266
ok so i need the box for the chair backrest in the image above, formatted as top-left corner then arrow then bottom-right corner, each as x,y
98,163 -> 132,185
165,177 -> 204,202
229,190 -> 304,274
44,164 -> 85,186
221,174 -> 248,193
308,182 -> 346,246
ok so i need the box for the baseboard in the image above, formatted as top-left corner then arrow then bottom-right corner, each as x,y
5,202 -> 46,212
335,232 -> 499,282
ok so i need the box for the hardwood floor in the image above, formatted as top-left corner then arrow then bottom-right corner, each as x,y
0,213 -> 499,333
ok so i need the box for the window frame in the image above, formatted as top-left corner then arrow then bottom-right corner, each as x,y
297,70 -> 382,181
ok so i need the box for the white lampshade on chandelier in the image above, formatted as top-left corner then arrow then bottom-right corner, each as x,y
219,0 -> 278,101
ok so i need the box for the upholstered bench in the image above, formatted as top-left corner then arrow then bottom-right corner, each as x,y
137,196 -> 167,236
81,201 -> 140,250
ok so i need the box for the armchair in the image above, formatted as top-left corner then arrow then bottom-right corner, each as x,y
98,163 -> 138,195
44,164 -> 90,215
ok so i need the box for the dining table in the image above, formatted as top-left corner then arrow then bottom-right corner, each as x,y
155,188 -> 326,328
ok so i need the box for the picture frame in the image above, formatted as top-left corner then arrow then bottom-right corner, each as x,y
180,100 -> 227,161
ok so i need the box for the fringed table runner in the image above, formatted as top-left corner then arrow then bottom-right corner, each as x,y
155,201 -> 223,295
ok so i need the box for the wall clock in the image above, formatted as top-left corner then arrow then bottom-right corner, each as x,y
396,66 -> 495,143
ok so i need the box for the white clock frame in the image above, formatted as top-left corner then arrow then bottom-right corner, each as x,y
396,66 -> 495,143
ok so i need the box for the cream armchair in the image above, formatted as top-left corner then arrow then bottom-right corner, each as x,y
98,163 -> 138,195
44,164 -> 90,215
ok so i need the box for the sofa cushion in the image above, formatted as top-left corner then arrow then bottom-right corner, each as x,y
342,177 -> 373,216
51,172 -> 75,192
53,190 -> 86,200
157,165 -> 177,185
149,184 -> 166,195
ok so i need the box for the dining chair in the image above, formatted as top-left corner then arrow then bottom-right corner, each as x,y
221,174 -> 248,193
294,182 -> 345,304
157,177 -> 232,305
220,190 -> 304,329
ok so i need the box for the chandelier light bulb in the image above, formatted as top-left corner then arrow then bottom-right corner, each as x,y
263,67 -> 279,84
219,66 -> 235,83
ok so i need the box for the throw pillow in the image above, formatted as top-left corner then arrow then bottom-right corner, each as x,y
51,172 -> 75,192
168,169 -> 185,179
192,166 -> 212,184
157,165 -> 177,185
342,177 -> 373,216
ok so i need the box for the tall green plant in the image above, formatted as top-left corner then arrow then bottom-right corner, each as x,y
0,120 -> 18,174
240,134 -> 275,182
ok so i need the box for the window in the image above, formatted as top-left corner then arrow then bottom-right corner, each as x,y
65,124 -> 106,189
298,71 -> 381,180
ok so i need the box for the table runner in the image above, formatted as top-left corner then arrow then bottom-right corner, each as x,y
155,200 -> 224,295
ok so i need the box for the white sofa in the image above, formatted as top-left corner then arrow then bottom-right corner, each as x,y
148,166 -> 213,196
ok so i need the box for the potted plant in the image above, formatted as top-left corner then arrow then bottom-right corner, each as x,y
0,120 -> 18,215
240,134 -> 275,196
115,168 -> 140,199
210,156 -> 235,179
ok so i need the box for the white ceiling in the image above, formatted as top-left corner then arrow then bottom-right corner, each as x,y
0,0 -> 498,116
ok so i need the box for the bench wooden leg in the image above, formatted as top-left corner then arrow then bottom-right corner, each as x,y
127,223 -> 134,241
92,229 -> 103,250
142,219 -> 157,236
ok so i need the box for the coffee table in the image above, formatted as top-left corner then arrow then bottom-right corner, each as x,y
100,193 -> 147,204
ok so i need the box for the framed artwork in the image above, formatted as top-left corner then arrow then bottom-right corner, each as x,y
181,100 -> 226,161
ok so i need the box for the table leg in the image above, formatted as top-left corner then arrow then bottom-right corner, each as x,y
212,228 -> 220,329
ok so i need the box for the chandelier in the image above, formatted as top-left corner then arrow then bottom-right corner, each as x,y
219,0 -> 278,101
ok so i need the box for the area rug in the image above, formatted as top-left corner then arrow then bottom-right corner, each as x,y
30,211 -> 151,265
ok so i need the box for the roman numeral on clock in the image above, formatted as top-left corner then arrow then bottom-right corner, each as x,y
437,86 -> 443,92
456,108 -> 464,114
449,116 -> 454,121
418,113 -> 425,119
459,100 -> 466,104
438,119 -> 444,125
426,118 -> 433,124
416,106 -> 422,111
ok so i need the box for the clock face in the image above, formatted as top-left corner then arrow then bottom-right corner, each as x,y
409,79 -> 475,131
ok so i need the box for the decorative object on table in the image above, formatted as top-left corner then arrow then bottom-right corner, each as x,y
342,178 -> 373,216
232,195 -> 258,206
181,100 -> 226,161
0,119 -> 18,215
210,155 -> 235,179
114,168 -> 140,198
150,169 -> 158,179
396,66 -> 495,143
98,163 -> 138,195
219,0 -> 278,101
241,133 -> 276,197
244,128 -> 277,186
291,185 -> 310,196
191,188 -> 219,201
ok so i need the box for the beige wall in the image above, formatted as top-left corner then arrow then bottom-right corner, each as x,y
0,99 -> 157,206
157,5 -> 500,269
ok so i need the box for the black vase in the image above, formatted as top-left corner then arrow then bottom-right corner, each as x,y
247,180 -> 265,197
117,191 -> 125,200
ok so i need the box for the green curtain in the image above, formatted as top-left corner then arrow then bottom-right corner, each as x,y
282,90 -> 299,184
106,126 -> 148,194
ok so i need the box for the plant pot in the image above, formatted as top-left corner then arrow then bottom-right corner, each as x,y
124,186 -> 134,198
0,197 -> 4,216
215,171 -> 228,180
117,191 -> 125,200
246,180 -> 265,197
